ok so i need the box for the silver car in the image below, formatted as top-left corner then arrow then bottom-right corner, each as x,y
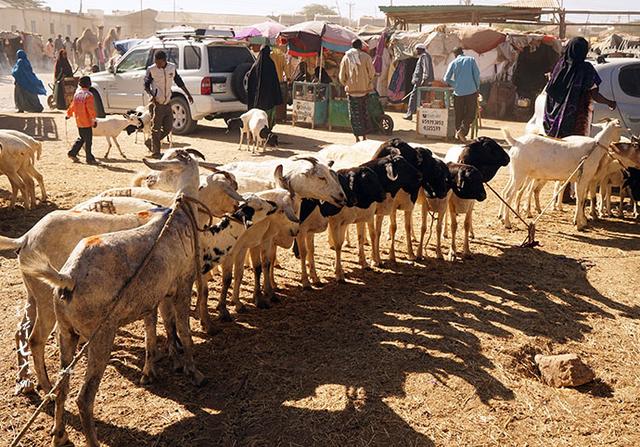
592,58 -> 640,137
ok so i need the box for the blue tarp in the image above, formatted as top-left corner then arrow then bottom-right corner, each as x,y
114,39 -> 143,55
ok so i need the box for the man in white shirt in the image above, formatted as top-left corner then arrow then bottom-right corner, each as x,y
143,51 -> 193,158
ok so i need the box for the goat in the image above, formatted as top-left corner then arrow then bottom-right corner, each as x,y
444,136 -> 510,258
417,163 -> 485,260
20,151 -> 273,447
93,113 -> 144,159
369,139 -> 451,262
219,156 -> 347,293
2,210 -> 161,395
0,133 -> 38,208
0,130 -> 47,203
500,119 -> 621,230
227,109 -> 278,153
215,186 -> 299,318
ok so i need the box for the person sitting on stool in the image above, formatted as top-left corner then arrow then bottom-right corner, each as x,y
143,50 -> 193,159
444,47 -> 480,142
404,43 -> 434,121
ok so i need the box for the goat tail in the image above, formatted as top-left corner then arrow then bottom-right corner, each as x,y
502,128 -> 518,147
0,234 -> 23,252
131,172 -> 148,187
35,141 -> 42,161
21,251 -> 75,291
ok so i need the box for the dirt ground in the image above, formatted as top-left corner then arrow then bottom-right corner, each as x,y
1,102 -> 639,447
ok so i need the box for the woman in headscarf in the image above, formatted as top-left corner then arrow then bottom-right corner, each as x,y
313,66 -> 332,84
53,48 -> 74,109
246,45 -> 283,129
543,37 -> 616,138
12,49 -> 45,113
291,60 -> 309,83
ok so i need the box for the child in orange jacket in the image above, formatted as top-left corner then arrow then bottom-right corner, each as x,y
66,76 -> 98,164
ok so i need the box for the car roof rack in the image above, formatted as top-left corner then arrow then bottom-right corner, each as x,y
156,27 -> 235,41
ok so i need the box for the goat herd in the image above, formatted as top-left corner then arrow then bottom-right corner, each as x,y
1,118 -> 640,446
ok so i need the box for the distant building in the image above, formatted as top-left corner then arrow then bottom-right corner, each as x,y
0,1 -> 94,38
314,14 -> 350,27
154,11 -> 271,30
278,14 -> 306,26
358,16 -> 386,28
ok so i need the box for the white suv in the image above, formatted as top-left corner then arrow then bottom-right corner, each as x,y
89,30 -> 254,134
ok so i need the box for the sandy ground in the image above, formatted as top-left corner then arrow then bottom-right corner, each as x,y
1,97 -> 639,447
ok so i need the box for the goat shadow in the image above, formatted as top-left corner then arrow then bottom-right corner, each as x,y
57,241 -> 639,447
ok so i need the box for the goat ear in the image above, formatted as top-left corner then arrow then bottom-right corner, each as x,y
259,126 -> 270,139
327,160 -> 335,168
199,162 -> 220,172
274,164 -> 293,195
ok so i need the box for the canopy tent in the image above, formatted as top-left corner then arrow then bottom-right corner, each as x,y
235,21 -> 286,40
279,21 -> 364,57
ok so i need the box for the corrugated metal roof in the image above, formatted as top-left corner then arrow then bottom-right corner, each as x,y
502,0 -> 559,8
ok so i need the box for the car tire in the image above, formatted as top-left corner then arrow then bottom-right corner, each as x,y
89,88 -> 106,118
231,62 -> 252,105
171,96 -> 197,135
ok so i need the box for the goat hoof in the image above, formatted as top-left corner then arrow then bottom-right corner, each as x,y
302,284 -> 313,291
14,379 -> 36,396
139,372 -> 155,386
190,370 -> 207,387
311,280 -> 323,288
236,305 -> 249,314
218,310 -> 233,322
51,430 -> 73,447
203,324 -> 221,337
270,294 -> 281,303
256,300 -> 271,310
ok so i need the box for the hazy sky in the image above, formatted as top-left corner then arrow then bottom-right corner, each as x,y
46,0 -> 634,22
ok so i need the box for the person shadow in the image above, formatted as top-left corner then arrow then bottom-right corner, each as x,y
0,113 -> 59,140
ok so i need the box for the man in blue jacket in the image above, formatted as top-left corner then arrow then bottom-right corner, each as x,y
444,47 -> 480,142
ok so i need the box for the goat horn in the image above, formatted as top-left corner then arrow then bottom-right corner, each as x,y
185,148 -> 206,160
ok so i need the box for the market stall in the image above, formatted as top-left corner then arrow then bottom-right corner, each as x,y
384,25 -> 561,121
415,86 -> 456,140
279,21 -> 363,129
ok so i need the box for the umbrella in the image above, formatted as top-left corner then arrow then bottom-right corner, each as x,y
279,20 -> 364,57
235,21 -> 286,40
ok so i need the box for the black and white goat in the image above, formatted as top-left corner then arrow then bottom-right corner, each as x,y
227,109 -> 278,153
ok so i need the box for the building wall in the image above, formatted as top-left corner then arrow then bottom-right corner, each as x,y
0,7 -> 96,39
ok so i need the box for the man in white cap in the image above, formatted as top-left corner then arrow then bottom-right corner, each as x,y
404,43 -> 434,120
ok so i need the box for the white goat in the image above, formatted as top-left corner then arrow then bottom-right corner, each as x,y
1,210 -> 160,395
500,119 -> 622,230
220,156 -> 347,290
92,113 -> 143,159
21,152 -> 268,447
0,133 -> 38,209
0,130 -> 47,204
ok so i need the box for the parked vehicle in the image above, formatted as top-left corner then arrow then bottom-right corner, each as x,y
527,58 -> 640,138
89,28 -> 254,134
592,58 -> 640,137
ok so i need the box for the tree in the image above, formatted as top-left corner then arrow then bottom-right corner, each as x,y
300,3 -> 337,20
5,0 -> 46,8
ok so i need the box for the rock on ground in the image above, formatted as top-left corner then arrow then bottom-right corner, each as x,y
535,353 -> 595,388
